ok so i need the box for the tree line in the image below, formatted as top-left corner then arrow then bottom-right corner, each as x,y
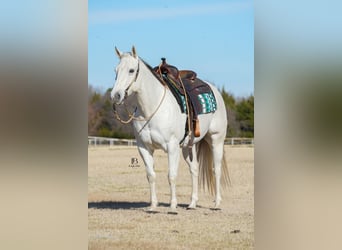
88,85 -> 254,139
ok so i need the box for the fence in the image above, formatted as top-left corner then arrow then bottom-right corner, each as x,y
88,136 -> 137,147
224,137 -> 254,146
88,136 -> 253,147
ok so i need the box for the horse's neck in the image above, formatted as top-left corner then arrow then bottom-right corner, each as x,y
134,61 -> 165,117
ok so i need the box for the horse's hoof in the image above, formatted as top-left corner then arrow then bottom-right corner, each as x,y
213,200 -> 221,209
148,204 -> 157,211
168,204 -> 178,214
187,201 -> 197,209
187,204 -> 196,210
150,202 -> 158,208
146,206 -> 159,213
170,200 -> 177,210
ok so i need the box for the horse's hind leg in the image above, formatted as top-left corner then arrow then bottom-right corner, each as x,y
182,145 -> 199,209
138,145 -> 158,210
211,140 -> 225,209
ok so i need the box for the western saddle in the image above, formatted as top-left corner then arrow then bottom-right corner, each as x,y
153,58 -> 201,138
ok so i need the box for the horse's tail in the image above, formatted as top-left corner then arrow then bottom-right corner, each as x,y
197,140 -> 231,195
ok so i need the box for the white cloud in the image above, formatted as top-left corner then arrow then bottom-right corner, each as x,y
89,1 -> 252,24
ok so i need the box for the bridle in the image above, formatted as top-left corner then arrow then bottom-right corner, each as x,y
112,58 -> 167,132
124,60 -> 140,100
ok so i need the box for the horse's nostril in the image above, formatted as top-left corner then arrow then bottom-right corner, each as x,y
115,93 -> 121,100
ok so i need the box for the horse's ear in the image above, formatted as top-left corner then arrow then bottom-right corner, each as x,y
132,46 -> 137,58
115,46 -> 122,59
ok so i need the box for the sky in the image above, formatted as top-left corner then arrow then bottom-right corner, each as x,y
88,0 -> 254,97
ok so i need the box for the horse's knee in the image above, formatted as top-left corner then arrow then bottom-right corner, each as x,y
168,174 -> 177,184
190,170 -> 198,177
146,172 -> 156,182
213,164 -> 222,176
168,174 -> 176,181
214,168 -> 221,176
189,165 -> 198,176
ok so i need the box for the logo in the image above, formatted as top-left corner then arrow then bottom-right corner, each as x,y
129,157 -> 140,168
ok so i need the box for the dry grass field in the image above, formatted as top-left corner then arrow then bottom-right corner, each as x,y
88,145 -> 254,249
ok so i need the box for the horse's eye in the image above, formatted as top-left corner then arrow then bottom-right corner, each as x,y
129,69 -> 134,74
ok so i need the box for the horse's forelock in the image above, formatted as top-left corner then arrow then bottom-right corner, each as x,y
120,52 -> 135,59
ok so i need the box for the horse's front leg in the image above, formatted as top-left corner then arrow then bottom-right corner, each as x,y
167,142 -> 180,211
137,145 -> 158,210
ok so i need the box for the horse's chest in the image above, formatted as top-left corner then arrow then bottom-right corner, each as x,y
134,122 -> 168,150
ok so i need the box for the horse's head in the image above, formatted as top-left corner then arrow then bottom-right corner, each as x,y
111,46 -> 140,104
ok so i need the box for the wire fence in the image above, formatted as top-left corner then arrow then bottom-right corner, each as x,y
88,136 -> 253,147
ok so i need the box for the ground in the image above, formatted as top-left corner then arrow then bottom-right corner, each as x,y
88,145 -> 254,249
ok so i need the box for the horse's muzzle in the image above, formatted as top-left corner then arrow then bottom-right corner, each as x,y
111,90 -> 124,105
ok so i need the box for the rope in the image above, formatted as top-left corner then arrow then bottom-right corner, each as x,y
137,85 -> 167,134
113,85 -> 167,131
112,104 -> 139,124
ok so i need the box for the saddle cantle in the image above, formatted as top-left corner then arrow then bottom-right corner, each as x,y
153,58 -> 217,138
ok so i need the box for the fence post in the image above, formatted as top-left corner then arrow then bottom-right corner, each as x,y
232,138 -> 234,145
